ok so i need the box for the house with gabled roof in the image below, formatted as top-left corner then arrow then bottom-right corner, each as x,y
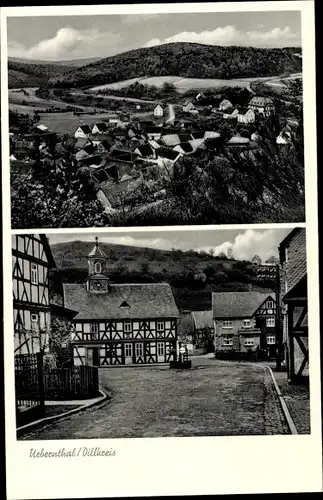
237,108 -> 256,124
92,122 -> 108,135
213,291 -> 277,359
192,310 -> 214,354
219,99 -> 233,111
153,104 -> 164,117
173,142 -> 194,155
182,101 -> 196,113
74,125 -> 92,139
160,133 -> 181,147
64,237 -> 179,366
248,96 -> 275,116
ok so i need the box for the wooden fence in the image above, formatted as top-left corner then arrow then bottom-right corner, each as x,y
15,353 -> 45,427
44,365 -> 99,400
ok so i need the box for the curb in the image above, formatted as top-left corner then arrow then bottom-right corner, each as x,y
17,388 -> 110,438
266,366 -> 298,435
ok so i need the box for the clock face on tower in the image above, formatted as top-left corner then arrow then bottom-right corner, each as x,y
91,280 -> 107,292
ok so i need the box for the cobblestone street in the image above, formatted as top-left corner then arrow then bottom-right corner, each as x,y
20,357 -> 290,440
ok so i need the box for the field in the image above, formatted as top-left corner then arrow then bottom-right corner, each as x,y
89,73 -> 303,94
34,110 -> 154,134
9,87 -> 69,110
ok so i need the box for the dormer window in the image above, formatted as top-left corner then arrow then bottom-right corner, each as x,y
119,301 -> 131,309
94,262 -> 102,274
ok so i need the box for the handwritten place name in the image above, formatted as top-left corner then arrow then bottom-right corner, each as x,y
30,447 -> 116,458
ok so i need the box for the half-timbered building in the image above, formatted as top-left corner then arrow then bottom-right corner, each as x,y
12,234 -> 55,355
213,291 -> 277,358
64,238 -> 180,366
12,234 -> 79,358
279,228 -> 308,382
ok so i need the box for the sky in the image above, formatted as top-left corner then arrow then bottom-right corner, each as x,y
47,227 -> 293,262
7,11 -> 302,61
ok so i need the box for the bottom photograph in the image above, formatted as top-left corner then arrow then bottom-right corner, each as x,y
12,226 -> 309,440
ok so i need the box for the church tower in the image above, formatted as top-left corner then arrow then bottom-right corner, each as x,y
86,237 -> 110,293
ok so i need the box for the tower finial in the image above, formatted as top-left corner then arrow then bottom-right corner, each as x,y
95,236 -> 99,247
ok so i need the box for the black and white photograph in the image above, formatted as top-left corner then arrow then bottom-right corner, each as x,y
2,2 -> 321,499
13,227 -> 309,440
7,9 -> 305,228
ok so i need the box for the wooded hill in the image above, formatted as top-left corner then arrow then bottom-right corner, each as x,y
50,240 -> 276,311
50,42 -> 302,88
8,59 -> 75,88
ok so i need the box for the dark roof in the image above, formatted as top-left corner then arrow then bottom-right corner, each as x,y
74,137 -> 88,149
93,122 -> 108,132
178,133 -> 192,143
212,291 -> 276,319
177,142 -> 194,153
282,274 -> 307,302
63,283 -> 180,320
157,147 -> 181,161
77,125 -> 92,134
191,131 -> 205,140
192,310 -> 213,330
136,144 -> 154,157
278,228 -> 304,252
249,96 -> 274,107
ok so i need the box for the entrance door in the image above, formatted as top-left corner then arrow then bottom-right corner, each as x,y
124,343 -> 133,364
86,347 -> 99,366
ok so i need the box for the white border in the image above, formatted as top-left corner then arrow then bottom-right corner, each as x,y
2,2 -> 322,499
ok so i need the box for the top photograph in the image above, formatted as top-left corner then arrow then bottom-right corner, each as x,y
6,9 -> 305,228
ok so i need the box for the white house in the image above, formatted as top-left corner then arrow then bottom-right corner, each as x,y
224,108 -> 239,119
182,101 -> 196,113
237,109 -> 256,124
276,128 -> 293,145
36,124 -> 49,132
219,99 -> 233,111
248,96 -> 275,116
153,104 -> 164,118
196,92 -> 206,102
92,123 -> 108,134
75,125 -> 92,139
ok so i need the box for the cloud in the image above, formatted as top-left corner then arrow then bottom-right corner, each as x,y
144,24 -> 301,49
121,14 -> 161,25
8,26 -> 122,61
207,229 -> 284,262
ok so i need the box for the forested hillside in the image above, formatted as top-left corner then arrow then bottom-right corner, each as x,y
51,42 -> 302,88
50,241 -> 276,311
8,59 -> 75,88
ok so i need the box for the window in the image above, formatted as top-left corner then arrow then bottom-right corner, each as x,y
244,338 -> 254,346
266,317 -> 275,327
31,314 -> 38,331
125,343 -> 133,357
267,301 -> 274,310
243,319 -> 251,328
90,322 -> 99,338
222,320 -> 232,329
222,335 -> 233,346
31,264 -> 38,284
124,320 -> 132,333
94,262 -> 102,274
267,335 -> 275,345
135,343 -> 143,357
157,342 -> 165,356
157,320 -> 164,332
